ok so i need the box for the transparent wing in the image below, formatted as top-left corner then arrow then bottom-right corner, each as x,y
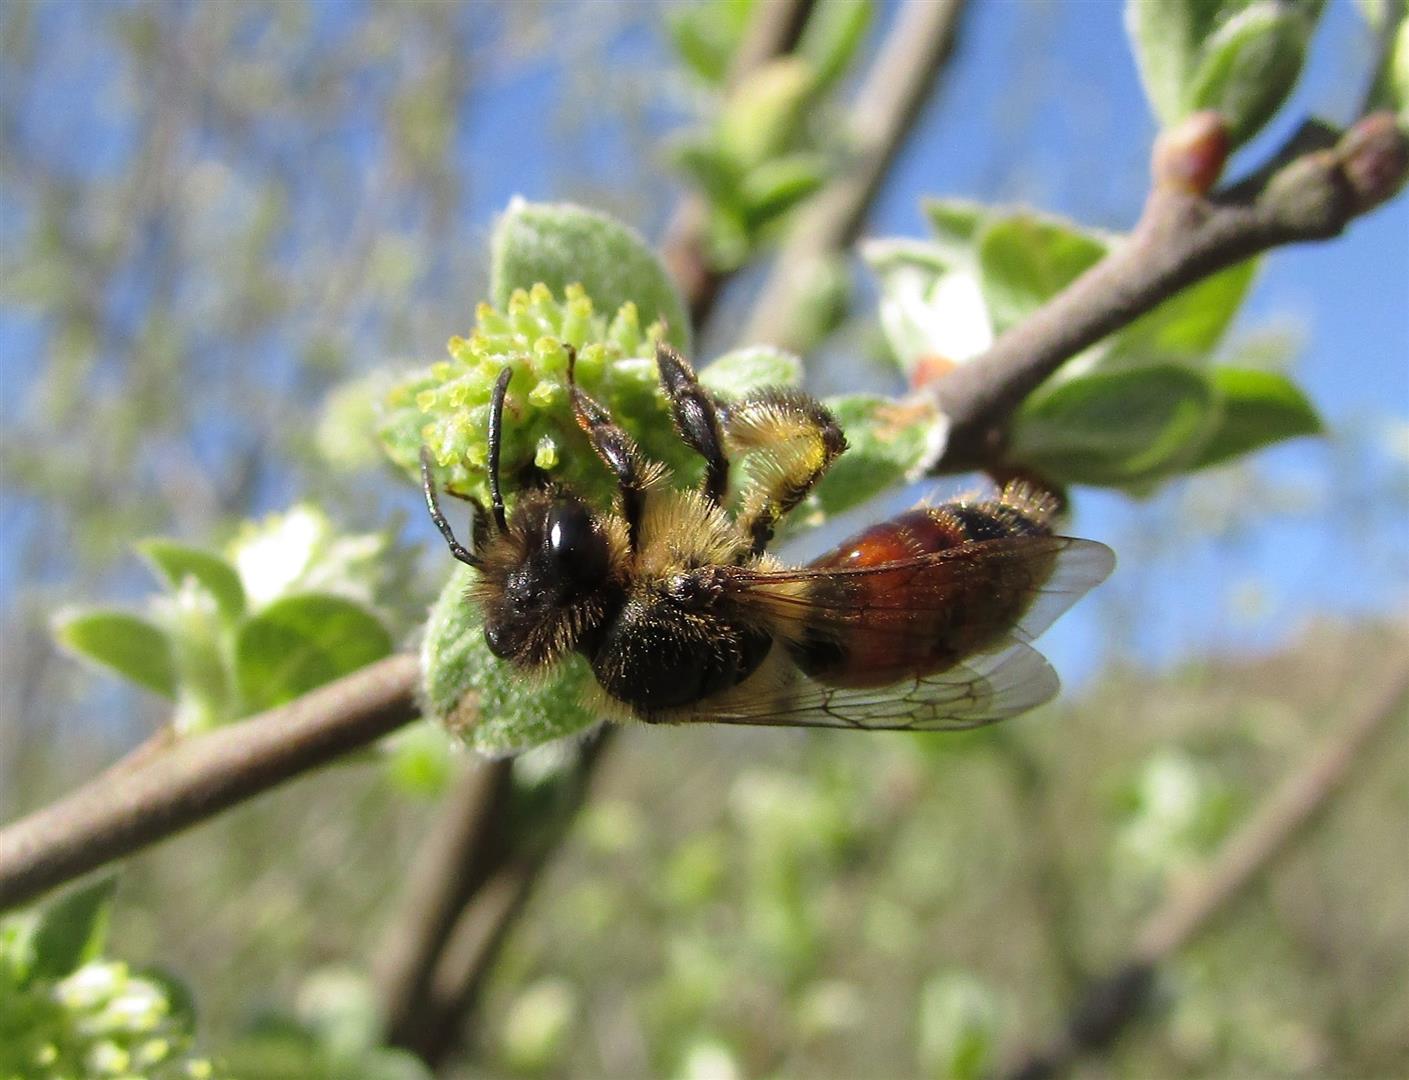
681,640 -> 1060,731
727,536 -> 1115,648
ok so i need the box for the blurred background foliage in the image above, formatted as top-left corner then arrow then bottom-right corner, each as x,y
2,0 -> 1406,1077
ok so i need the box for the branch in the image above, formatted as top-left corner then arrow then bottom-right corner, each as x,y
0,654 -> 420,910
373,756 -> 514,1044
1002,661 -> 1409,1080
408,727 -> 611,1067
929,110 -> 1409,473
738,0 -> 967,350
661,0 -> 817,328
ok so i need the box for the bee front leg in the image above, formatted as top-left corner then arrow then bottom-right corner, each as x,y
721,388 -> 848,555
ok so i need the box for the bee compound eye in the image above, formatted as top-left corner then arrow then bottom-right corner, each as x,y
544,500 -> 609,586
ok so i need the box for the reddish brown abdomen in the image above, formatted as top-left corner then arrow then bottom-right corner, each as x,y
792,503 -> 1053,689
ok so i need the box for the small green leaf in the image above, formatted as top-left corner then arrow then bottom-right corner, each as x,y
861,237 -> 954,280
1126,0 -> 1227,126
53,609 -> 176,697
814,394 -> 947,515
718,57 -> 816,168
1187,4 -> 1315,147
921,198 -> 989,258
1011,365 -> 1216,486
917,972 -> 1000,1080
138,539 -> 246,621
422,566 -> 598,757
977,214 -> 1107,333
1106,259 -> 1257,366
796,0 -> 874,92
665,0 -> 756,85
30,877 -> 116,981
1126,0 -> 1324,147
235,594 -> 393,712
739,152 -> 830,226
784,254 -> 853,354
386,721 -> 455,798
1388,16 -> 1409,120
490,201 -> 690,352
133,965 -> 199,1033
1191,367 -> 1322,468
667,134 -> 745,208
700,346 -> 802,396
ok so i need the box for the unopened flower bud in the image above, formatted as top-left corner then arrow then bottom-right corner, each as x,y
1337,112 -> 1409,214
1152,112 -> 1231,195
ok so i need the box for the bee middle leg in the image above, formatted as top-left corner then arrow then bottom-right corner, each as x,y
655,343 -> 729,507
721,388 -> 847,555
567,346 -> 661,552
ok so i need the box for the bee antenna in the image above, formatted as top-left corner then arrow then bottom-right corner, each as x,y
487,366 -> 512,533
420,446 -> 482,568
564,342 -> 578,387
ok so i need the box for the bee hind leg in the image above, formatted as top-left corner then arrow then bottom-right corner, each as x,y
655,342 -> 730,507
721,388 -> 847,555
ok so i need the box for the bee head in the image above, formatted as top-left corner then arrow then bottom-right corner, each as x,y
478,490 -> 619,664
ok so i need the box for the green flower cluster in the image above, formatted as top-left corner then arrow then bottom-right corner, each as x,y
0,950 -> 213,1080
380,283 -> 700,512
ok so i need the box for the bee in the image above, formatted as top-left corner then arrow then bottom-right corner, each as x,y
420,344 -> 1114,731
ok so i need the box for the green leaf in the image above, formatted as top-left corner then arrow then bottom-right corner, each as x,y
138,539 -> 246,621
1011,365 -> 1216,486
1387,16 -> 1409,120
235,594 -> 393,712
921,198 -> 989,258
667,134 -> 745,208
53,609 -> 176,697
813,394 -> 947,515
30,877 -> 116,981
422,566 -> 598,757
861,237 -> 954,280
718,57 -> 816,168
1126,0 -> 1228,126
1106,259 -> 1257,366
490,201 -> 690,352
796,0 -> 874,92
1191,367 -> 1322,468
665,0 -> 756,85
1187,3 -> 1316,147
133,965 -> 199,1033
739,152 -> 830,226
1126,0 -> 1324,147
700,346 -> 802,396
385,721 -> 455,798
977,214 -> 1107,333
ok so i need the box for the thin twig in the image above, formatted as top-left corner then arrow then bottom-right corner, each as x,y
929,110 -> 1408,474
661,0 -> 817,328
1002,662 -> 1409,1080
738,0 -> 967,349
374,756 -> 514,1044
410,727 -> 612,1066
0,654 -> 420,910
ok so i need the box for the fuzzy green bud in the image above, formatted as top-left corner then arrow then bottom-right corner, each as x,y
379,284 -> 702,509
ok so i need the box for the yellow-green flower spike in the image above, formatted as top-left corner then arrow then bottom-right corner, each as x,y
378,283 -> 691,510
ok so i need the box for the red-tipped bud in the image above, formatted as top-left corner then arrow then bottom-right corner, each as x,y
1337,112 -> 1409,215
1152,111 -> 1231,196
909,353 -> 958,390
